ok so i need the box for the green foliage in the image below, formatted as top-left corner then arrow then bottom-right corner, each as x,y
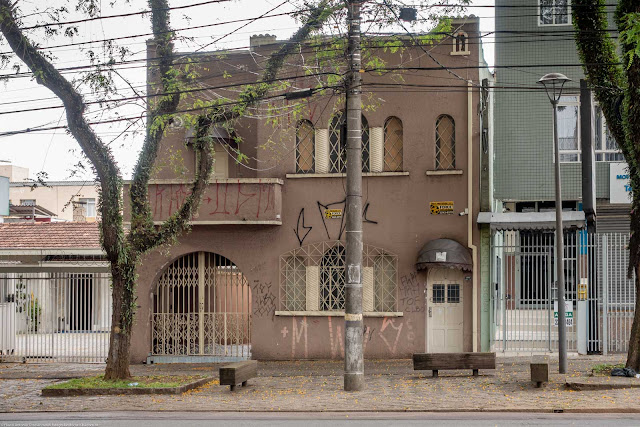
44,375 -> 204,390
620,13 -> 640,69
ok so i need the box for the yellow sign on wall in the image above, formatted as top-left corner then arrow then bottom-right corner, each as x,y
325,209 -> 343,219
430,201 -> 454,215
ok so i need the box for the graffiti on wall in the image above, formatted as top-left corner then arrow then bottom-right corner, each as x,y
399,271 -> 424,313
294,208 -> 313,246
252,281 -> 276,317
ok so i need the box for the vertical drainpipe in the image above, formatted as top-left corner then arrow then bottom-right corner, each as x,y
468,80 -> 478,352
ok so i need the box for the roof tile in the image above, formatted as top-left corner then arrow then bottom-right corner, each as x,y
0,222 -> 101,249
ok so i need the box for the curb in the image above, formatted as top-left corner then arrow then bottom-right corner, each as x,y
566,380 -> 640,391
41,377 -> 213,397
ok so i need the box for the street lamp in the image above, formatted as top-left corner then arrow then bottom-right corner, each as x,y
538,72 -> 571,374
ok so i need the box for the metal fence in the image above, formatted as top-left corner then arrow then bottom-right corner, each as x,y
0,272 -> 112,362
491,231 -> 635,354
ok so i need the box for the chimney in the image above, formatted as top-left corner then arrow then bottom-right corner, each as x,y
72,201 -> 87,223
250,34 -> 277,52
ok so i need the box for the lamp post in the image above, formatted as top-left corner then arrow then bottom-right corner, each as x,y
538,72 -> 571,374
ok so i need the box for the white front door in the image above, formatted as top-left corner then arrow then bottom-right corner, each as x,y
426,268 -> 464,353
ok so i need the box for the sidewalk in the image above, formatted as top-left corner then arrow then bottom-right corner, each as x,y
2,355 -> 639,413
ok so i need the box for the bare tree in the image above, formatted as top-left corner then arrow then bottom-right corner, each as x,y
0,0 -> 331,379
573,0 -> 640,368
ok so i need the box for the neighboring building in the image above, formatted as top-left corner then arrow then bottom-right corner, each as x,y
122,18 -> 493,363
493,0 -> 626,230
0,222 -> 110,362
3,164 -> 99,222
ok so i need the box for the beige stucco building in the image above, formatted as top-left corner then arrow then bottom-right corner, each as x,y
2,165 -> 99,222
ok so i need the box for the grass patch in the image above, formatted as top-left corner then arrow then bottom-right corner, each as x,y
591,363 -> 625,375
44,375 -> 205,390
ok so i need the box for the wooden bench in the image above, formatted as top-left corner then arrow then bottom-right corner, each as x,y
530,356 -> 549,388
413,353 -> 496,377
219,360 -> 257,391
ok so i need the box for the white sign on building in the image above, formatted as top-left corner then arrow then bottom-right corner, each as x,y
610,162 -> 632,204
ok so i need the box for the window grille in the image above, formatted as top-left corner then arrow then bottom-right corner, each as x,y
282,256 -> 306,311
435,115 -> 456,170
321,244 -> 346,311
432,284 -> 446,304
20,199 -> 36,206
383,117 -> 403,171
447,284 -> 460,303
594,105 -> 624,162
296,120 -> 315,173
374,255 -> 397,312
279,242 -> 398,313
539,0 -> 570,26
328,111 -> 370,173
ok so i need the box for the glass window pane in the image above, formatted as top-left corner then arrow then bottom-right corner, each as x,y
557,104 -> 578,152
432,284 -> 445,304
436,115 -> 455,170
447,284 -> 460,303
555,0 -> 569,24
540,0 -> 553,25
296,120 -> 315,173
384,117 -> 403,172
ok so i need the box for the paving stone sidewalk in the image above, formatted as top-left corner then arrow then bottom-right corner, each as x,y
2,355 -> 640,413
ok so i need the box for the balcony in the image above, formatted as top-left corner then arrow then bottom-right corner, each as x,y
123,178 -> 282,225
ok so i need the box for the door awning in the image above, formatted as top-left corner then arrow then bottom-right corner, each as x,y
416,238 -> 472,272
476,211 -> 586,231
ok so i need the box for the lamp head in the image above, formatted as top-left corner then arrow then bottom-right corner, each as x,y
538,72 -> 571,103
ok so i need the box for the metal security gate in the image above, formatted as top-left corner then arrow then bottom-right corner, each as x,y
491,231 -> 636,354
150,251 -> 251,362
0,272 -> 112,362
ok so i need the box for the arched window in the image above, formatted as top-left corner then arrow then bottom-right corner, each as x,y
283,256 -> 306,311
320,244 -> 345,311
453,31 -> 469,54
328,111 -> 370,173
296,120 -> 315,173
383,117 -> 403,171
436,115 -> 456,170
374,255 -> 397,312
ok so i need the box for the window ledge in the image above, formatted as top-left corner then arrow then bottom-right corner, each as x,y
286,172 -> 409,179
275,311 -> 403,317
450,51 -> 470,56
426,170 -> 463,176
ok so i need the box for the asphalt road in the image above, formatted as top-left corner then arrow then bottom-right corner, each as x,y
2,412 -> 640,427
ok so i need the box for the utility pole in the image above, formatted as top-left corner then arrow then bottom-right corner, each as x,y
344,0 -> 364,392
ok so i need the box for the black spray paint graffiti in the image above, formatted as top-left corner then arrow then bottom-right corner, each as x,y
363,202 -> 378,224
253,281 -> 276,317
399,271 -> 424,313
294,208 -> 313,246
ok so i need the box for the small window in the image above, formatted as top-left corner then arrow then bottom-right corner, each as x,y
383,117 -> 403,172
447,284 -> 460,303
452,31 -> 469,54
594,105 -> 624,162
435,115 -> 455,170
296,120 -> 315,173
557,96 -> 580,162
432,284 -> 445,304
539,0 -> 570,26
79,198 -> 96,218
328,111 -> 371,173
320,244 -> 346,311
20,199 -> 36,206
283,256 -> 306,311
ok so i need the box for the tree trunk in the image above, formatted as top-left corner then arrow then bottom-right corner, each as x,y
626,206 -> 640,370
104,266 -> 136,380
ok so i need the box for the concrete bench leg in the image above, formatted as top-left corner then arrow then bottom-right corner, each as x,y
242,381 -> 248,387
473,369 -> 479,377
432,370 -> 438,378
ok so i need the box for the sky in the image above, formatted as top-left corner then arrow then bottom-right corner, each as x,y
0,0 -> 494,181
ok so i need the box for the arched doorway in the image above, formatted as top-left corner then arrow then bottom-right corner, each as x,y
151,251 -> 251,360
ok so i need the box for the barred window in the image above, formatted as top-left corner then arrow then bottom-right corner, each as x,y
279,242 -> 398,313
328,111 -> 370,173
296,120 -> 315,173
374,255 -> 397,312
384,117 -> 403,172
321,245 -> 345,311
453,31 -> 469,54
282,256 -> 306,311
435,115 -> 455,170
